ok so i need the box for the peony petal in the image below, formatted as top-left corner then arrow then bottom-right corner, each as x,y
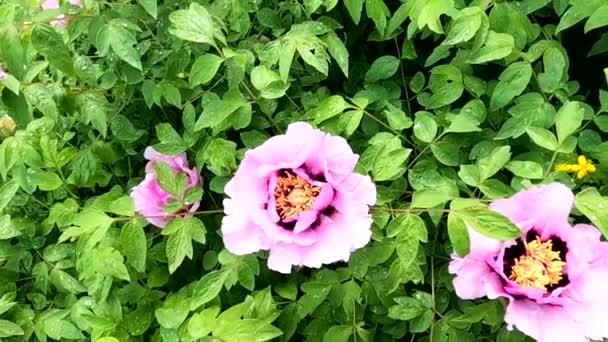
267,244 -> 303,273
449,256 -> 504,300
221,217 -> 272,255
224,157 -> 268,205
505,300 -> 587,342
490,182 -> 573,226
300,216 -> 352,268
466,223 -> 503,258
144,147 -> 189,173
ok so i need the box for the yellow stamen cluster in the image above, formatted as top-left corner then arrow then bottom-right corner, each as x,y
509,237 -> 565,291
0,115 -> 16,136
555,155 -> 596,179
274,171 -> 320,219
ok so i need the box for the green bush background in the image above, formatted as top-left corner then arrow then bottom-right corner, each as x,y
0,0 -> 608,341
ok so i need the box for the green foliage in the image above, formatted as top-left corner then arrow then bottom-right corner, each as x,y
0,0 -> 607,341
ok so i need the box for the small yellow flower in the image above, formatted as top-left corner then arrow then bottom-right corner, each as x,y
0,115 -> 16,137
555,155 -> 596,179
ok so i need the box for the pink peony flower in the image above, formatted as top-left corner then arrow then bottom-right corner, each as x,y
450,182 -> 608,342
41,0 -> 81,27
0,68 -> 5,80
130,147 -> 201,228
221,122 -> 376,273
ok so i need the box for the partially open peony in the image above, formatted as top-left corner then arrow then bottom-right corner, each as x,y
450,182 -> 608,342
130,147 -> 201,228
221,122 -> 376,273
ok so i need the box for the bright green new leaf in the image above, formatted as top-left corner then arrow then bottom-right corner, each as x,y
585,5 -> 608,33
344,0 -> 364,24
447,212 -> 470,256
137,0 -> 157,18
190,270 -> 228,310
190,54 -> 224,87
574,187 -> 608,238
413,112 -> 438,143
555,101 -> 584,144
120,219 -> 147,272
169,3 -> 226,49
467,31 -> 515,64
443,8 -> 482,45
410,190 -> 451,209
310,95 -> 352,124
107,21 -> 143,70
323,325 -> 352,342
526,127 -> 559,151
505,160 -> 544,179
0,319 -> 24,338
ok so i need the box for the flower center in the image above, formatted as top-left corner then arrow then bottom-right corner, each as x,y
508,237 -> 565,291
274,170 -> 320,219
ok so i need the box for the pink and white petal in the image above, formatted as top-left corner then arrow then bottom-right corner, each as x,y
319,135 -> 359,185
221,213 -> 272,255
490,182 -> 573,226
144,147 -> 188,172
249,122 -> 324,172
224,157 -> 269,205
339,173 -> 376,206
505,300 -> 586,342
250,208 -> 318,246
331,211 -> 372,250
300,217 -> 352,268
41,0 -> 59,9
466,223 -> 504,258
267,244 -> 304,274
449,256 -> 504,300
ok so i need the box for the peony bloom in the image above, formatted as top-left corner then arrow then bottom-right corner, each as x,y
221,122 -> 376,273
130,147 -> 201,228
450,183 -> 608,342
0,67 -> 5,80
41,0 -> 81,27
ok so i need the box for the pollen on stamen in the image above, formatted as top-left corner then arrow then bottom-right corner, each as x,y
509,237 -> 565,291
274,170 -> 320,219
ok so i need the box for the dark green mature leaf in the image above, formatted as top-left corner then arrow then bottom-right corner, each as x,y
107,21 -> 142,70
137,0 -> 157,18
448,212 -> 470,256
190,270 -> 228,310
31,24 -> 74,76
455,208 -> 521,240
344,0 -> 364,24
443,8 -> 482,45
0,22 -> 25,78
490,62 -> 532,111
365,56 -> 400,82
310,95 -> 352,124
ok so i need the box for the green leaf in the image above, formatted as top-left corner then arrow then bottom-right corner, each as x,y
410,71 -> 426,93
163,217 -> 206,273
574,187 -> 608,238
490,62 -> 533,111
24,84 -> 58,119
30,170 -> 63,191
188,307 -> 219,339
366,0 -> 389,34
310,95 -> 352,124
107,22 -> 142,70
197,138 -> 237,176
477,146 -> 511,181
585,5 -> 608,32
0,319 -> 24,338
455,208 -> 521,240
0,180 -> 19,210
447,212 -> 470,256
108,195 -> 135,216
155,123 -> 187,154
190,54 -> 224,87
388,296 -> 428,321
31,24 -> 74,76
344,0 -> 364,24
190,270 -> 228,310
411,190 -> 450,209
120,219 -> 147,272
505,161 -> 544,179
443,8 -> 482,45
324,32 -> 349,77
413,112 -> 437,143
156,293 -> 190,329
0,22 -> 25,78
323,325 -> 352,342
137,0 -> 157,18
169,3 -> 226,49
195,91 -> 247,131
555,101 -> 584,144
526,127 -> 559,151
153,161 -> 181,196
417,0 -> 453,34
467,31 -> 515,64
365,56 -> 400,82
385,104 -> 413,130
